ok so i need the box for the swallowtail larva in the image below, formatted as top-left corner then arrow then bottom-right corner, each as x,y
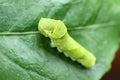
38,18 -> 96,68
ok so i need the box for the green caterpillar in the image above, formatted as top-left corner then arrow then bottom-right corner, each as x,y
38,18 -> 96,68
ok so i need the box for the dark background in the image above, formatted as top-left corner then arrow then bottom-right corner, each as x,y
102,48 -> 120,80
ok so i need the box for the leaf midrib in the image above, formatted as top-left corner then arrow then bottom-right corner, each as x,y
0,21 -> 119,36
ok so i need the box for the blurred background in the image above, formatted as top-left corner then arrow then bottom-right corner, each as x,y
102,48 -> 120,80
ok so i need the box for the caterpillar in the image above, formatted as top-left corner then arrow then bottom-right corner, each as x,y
38,18 -> 96,68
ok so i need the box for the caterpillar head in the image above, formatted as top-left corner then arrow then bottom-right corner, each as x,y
38,18 -> 67,39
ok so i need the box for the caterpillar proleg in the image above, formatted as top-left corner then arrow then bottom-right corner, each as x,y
38,18 -> 96,68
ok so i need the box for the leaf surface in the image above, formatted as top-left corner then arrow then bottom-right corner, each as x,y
0,0 -> 120,80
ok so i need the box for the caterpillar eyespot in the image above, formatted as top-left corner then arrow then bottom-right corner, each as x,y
38,18 -> 96,68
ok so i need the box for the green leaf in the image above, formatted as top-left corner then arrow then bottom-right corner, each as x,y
0,0 -> 120,80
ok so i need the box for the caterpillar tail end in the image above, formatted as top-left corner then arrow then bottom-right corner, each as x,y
78,53 -> 96,68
